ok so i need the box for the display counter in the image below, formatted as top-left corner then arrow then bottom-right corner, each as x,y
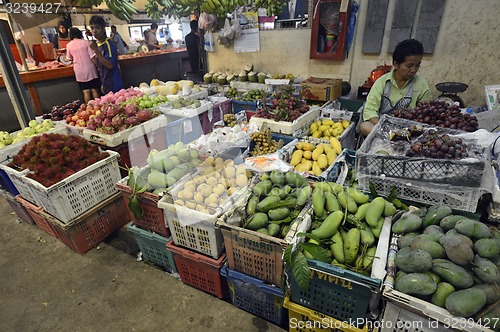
0,49 -> 188,132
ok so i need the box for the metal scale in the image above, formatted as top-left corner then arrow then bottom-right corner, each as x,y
435,82 -> 468,107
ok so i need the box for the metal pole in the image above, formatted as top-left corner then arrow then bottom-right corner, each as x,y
0,19 -> 35,128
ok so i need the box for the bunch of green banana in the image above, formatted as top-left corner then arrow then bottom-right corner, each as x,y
255,0 -> 287,16
165,3 -> 195,19
72,0 -> 104,6
105,0 -> 138,22
145,0 -> 162,21
199,0 -> 237,15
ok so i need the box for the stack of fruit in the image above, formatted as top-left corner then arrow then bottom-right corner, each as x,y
392,205 -> 500,321
7,133 -> 108,187
225,87 -> 239,99
44,100 -> 82,121
309,118 -> 350,139
243,171 -> 311,238
0,119 -> 55,147
171,157 -> 252,215
223,114 -> 238,127
255,88 -> 309,122
249,128 -> 283,156
235,89 -> 268,102
287,182 -> 398,289
290,138 -> 342,176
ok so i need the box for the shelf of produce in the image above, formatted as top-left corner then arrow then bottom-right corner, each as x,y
1,151 -> 121,224
249,107 -> 321,136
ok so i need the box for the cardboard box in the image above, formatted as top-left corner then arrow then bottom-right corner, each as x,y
301,77 -> 343,101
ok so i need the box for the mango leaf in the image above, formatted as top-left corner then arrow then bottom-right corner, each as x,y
292,250 -> 310,291
300,243 -> 331,263
387,187 -> 398,202
283,245 -> 293,266
296,232 -> 321,243
128,195 -> 144,220
369,182 -> 378,198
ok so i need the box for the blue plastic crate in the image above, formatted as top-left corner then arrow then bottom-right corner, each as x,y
165,117 -> 203,146
127,222 -> 177,274
221,265 -> 287,326
0,168 -> 19,196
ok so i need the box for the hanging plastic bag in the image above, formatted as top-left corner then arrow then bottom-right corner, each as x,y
199,13 -> 218,32
204,31 -> 215,52
232,13 -> 242,39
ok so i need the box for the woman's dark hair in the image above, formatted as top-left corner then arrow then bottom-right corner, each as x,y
393,39 -> 424,64
151,22 -> 158,30
57,20 -> 67,29
89,15 -> 107,28
69,28 -> 83,40
190,20 -> 198,31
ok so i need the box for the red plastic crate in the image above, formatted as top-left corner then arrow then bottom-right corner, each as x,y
0,189 -> 35,225
166,240 -> 226,298
16,195 -> 58,238
116,181 -> 170,238
42,194 -> 131,254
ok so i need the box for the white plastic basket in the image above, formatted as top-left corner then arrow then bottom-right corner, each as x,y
157,171 -> 250,259
357,174 -> 483,213
0,125 -> 69,163
81,115 -> 169,147
0,150 -> 121,223
380,302 -> 453,332
184,88 -> 209,100
249,106 -> 321,135
158,100 -> 213,118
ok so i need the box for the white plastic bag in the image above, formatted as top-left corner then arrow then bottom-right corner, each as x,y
204,31 -> 215,52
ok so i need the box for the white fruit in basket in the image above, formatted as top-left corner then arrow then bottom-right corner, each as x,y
234,131 -> 247,141
226,132 -> 234,141
221,127 -> 232,135
212,128 -> 222,135
182,85 -> 192,96
232,124 -> 242,133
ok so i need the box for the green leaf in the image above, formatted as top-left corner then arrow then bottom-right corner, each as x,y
284,245 -> 293,266
369,182 -> 378,198
296,232 -> 321,243
300,243 -> 331,263
292,250 -> 310,291
387,187 -> 398,202
128,195 -> 144,220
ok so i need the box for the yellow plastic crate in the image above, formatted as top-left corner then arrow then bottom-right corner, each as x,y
283,295 -> 369,332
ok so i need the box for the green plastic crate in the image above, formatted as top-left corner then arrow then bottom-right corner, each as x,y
127,222 -> 177,274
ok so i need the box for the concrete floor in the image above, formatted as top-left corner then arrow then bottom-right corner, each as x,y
0,197 -> 286,332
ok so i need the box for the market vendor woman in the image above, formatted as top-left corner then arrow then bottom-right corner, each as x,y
360,39 -> 431,137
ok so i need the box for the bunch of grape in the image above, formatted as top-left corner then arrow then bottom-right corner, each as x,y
393,100 -> 478,132
250,129 -> 282,156
223,114 -> 237,127
406,130 -> 468,159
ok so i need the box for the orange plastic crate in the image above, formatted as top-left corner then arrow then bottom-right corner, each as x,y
42,194 -> 130,254
16,195 -> 58,238
166,240 -> 226,298
116,181 -> 170,238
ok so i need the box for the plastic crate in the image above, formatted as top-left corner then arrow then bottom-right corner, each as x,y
0,151 -> 122,224
283,295 -> 369,332
16,195 -> 58,238
165,116 -> 203,146
0,168 -> 19,196
81,115 -> 169,148
42,194 -> 130,254
249,106 -> 322,136
356,115 -> 486,188
127,222 -> 177,273
0,189 -> 35,225
199,98 -> 233,134
357,174 -> 483,213
116,177 -> 169,238
218,198 -> 311,287
166,240 -> 226,298
289,215 -> 392,326
380,302 -> 453,332
158,100 -> 213,118
233,99 -> 263,113
327,149 -> 356,184
220,265 -> 287,326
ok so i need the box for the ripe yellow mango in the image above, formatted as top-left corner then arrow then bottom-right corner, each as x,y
302,142 -> 315,151
323,144 -> 333,154
303,150 -> 312,159
312,131 -> 322,139
312,145 -> 324,160
330,137 -> 342,154
312,162 -> 322,176
318,125 -> 331,132
322,119 -> 334,126
296,142 -> 304,150
341,119 -> 350,129
301,160 -> 312,172
310,123 -> 319,134
290,150 -> 303,166
318,154 -> 328,169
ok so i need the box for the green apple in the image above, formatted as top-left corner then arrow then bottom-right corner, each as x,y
42,119 -> 54,129
28,119 -> 39,129
23,127 -> 36,136
36,125 -> 48,134
3,135 -> 13,145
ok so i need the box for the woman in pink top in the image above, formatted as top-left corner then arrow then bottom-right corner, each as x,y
66,28 -> 101,103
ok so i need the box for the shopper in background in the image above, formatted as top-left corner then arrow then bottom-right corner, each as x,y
89,15 -> 124,94
110,25 -> 128,55
52,21 -> 70,50
185,20 -> 200,72
66,28 -> 101,103
145,23 -> 160,50
359,39 -> 431,137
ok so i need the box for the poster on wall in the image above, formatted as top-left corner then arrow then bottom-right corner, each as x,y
234,12 -> 260,53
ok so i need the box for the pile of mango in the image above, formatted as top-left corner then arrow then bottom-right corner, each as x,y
309,118 -> 350,139
297,183 -> 397,276
393,205 -> 500,322
172,157 -> 252,215
290,138 -> 342,176
243,171 -> 311,239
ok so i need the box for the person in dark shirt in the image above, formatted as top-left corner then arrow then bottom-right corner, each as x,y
88,15 -> 124,94
185,20 -> 200,72
52,20 -> 70,50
